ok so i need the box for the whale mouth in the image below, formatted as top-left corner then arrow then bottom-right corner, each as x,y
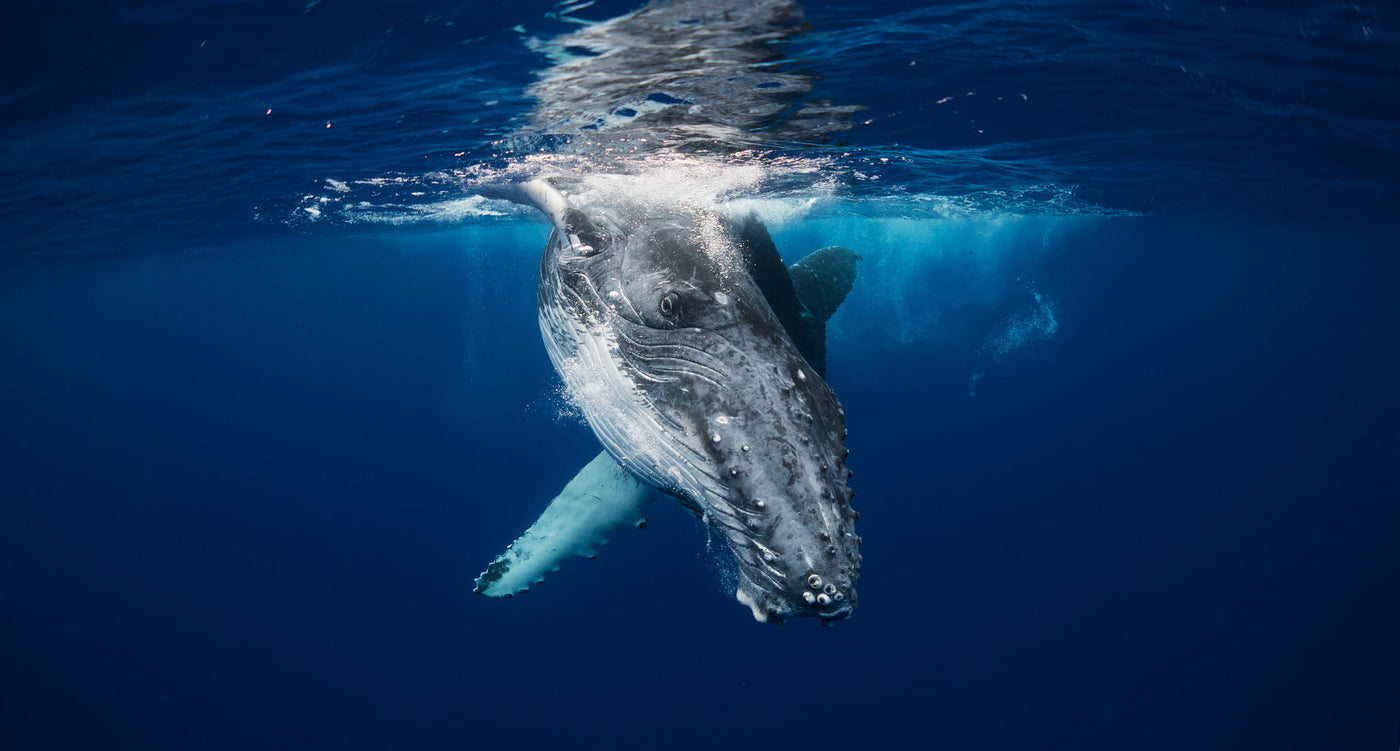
736,578 -> 856,625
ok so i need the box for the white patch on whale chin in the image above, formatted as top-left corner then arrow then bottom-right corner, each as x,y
735,587 -> 769,623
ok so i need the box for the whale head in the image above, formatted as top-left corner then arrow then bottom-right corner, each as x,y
538,200 -> 859,624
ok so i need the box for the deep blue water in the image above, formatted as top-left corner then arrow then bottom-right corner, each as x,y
2,1 -> 1398,749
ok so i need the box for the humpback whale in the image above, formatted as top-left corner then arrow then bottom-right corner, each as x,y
474,180 -> 860,624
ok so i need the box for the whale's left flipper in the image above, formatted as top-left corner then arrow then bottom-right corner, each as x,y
474,452 -> 655,597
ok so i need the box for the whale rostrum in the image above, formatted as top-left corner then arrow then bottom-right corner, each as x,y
475,180 -> 860,624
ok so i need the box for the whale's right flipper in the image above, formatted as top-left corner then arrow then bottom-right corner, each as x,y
474,452 -> 655,598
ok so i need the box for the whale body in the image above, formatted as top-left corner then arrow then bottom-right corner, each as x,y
476,181 -> 859,624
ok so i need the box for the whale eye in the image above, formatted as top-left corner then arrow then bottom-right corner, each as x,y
659,291 -> 680,319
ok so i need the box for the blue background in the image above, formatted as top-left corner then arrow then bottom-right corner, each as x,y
2,1 -> 1397,749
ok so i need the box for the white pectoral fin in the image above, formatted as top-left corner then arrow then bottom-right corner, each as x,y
474,178 -> 574,240
474,452 -> 655,598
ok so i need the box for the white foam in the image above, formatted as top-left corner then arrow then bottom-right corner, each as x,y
291,188 -> 527,227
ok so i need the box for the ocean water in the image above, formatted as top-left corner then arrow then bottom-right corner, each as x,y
2,0 -> 1397,749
